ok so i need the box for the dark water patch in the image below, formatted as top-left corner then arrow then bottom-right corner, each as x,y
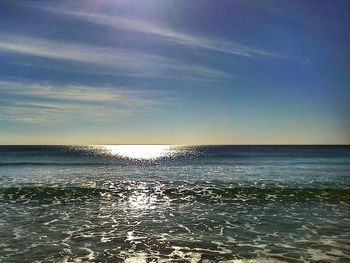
0,186 -> 108,200
165,187 -> 350,202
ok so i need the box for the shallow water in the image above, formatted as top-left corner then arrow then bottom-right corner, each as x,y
0,145 -> 349,262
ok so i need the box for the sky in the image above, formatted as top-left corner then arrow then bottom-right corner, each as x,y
0,0 -> 349,145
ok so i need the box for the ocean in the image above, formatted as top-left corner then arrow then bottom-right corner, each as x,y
0,145 -> 349,262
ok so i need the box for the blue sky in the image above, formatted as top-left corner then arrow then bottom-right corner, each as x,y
0,0 -> 349,144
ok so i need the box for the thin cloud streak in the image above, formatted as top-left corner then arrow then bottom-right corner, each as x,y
0,79 -> 153,104
0,34 -> 163,69
0,34 -> 229,80
0,103 -> 134,124
48,8 -> 284,59
0,79 -> 167,124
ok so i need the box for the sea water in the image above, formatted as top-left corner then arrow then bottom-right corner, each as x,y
0,145 -> 349,262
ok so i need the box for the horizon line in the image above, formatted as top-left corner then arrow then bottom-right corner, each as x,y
0,144 -> 349,146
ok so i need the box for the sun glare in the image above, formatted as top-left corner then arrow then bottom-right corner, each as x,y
97,145 -> 173,160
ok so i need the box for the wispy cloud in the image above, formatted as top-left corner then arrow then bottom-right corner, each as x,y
46,8 -> 284,59
0,34 -> 161,70
0,79 -> 166,124
0,33 -> 229,80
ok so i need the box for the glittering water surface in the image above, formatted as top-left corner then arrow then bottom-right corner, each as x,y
0,145 -> 349,262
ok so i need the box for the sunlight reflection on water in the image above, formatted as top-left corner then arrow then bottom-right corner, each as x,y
128,191 -> 156,210
94,145 -> 175,160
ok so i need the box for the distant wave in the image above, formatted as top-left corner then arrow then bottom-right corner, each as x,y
0,160 -> 176,166
1,186 -> 349,201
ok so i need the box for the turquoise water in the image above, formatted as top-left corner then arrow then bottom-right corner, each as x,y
0,145 -> 349,262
